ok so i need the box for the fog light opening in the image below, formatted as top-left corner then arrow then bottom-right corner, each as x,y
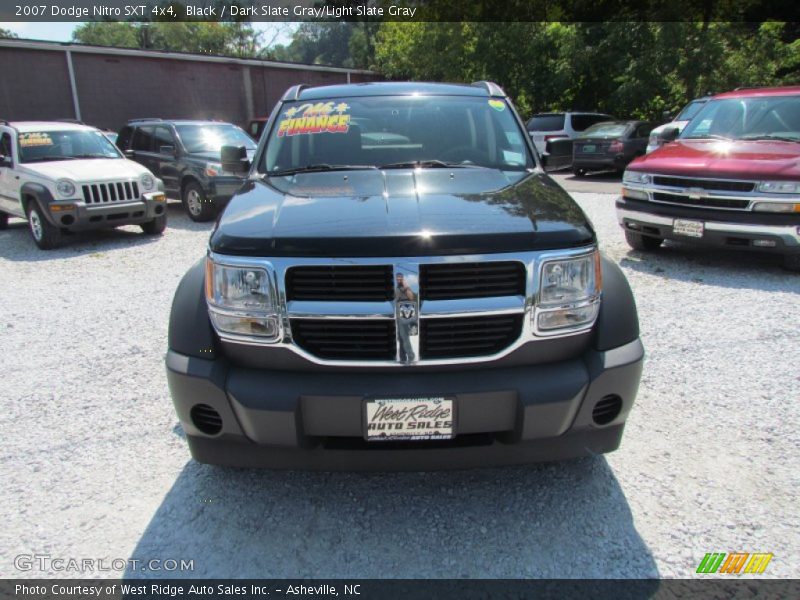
190,404 -> 223,435
60,215 -> 75,226
592,395 -> 622,426
155,205 -> 165,215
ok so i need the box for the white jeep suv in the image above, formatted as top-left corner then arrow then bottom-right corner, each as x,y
0,120 -> 167,249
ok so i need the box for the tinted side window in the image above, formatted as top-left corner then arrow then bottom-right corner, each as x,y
154,126 -> 175,153
0,132 -> 11,158
116,126 -> 133,150
635,123 -> 653,138
571,114 -> 613,131
527,114 -> 565,131
132,126 -> 154,152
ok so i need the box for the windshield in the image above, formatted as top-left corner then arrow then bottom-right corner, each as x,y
527,114 -> 565,131
676,99 -> 707,121
681,95 -> 800,141
17,129 -> 122,163
175,124 -> 256,154
263,95 -> 533,173
578,122 -> 628,138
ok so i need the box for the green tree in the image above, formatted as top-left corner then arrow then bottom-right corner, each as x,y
0,28 -> 18,39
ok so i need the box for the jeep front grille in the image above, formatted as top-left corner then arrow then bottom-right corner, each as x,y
291,319 -> 397,360
286,265 -> 393,301
420,261 -> 526,300
420,315 -> 523,359
82,181 -> 140,204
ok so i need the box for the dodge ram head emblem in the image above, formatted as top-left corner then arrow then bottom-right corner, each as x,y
399,302 -> 416,320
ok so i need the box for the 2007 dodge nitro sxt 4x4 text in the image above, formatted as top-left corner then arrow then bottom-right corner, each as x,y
166,82 -> 644,470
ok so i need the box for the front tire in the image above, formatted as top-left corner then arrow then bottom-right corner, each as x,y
572,167 -> 587,177
182,182 -> 216,222
783,254 -> 800,273
625,230 -> 663,251
141,212 -> 167,235
26,202 -> 61,250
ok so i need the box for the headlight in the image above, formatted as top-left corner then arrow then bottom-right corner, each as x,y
758,181 -> 800,194
205,259 -> 280,340
139,173 -> 155,191
622,170 -> 650,185
536,251 -> 601,333
55,179 -> 76,198
205,163 -> 222,177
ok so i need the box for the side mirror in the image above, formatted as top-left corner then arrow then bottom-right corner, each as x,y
541,137 -> 573,172
159,145 -> 176,156
221,145 -> 250,175
124,149 -> 135,158
0,154 -> 11,168
658,126 -> 680,143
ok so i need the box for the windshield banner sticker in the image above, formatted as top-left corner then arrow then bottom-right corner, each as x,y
277,102 -> 351,137
19,132 -> 54,147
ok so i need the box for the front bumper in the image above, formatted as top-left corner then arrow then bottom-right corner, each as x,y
165,338 -> 644,470
49,192 -> 166,232
617,197 -> 800,254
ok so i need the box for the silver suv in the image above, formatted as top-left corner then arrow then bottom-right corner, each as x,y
527,112 -> 615,156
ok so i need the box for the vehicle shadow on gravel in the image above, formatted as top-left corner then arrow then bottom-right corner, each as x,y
125,455 -> 659,579
0,220 -> 163,262
620,245 -> 800,293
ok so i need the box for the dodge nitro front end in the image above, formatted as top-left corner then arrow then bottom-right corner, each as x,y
166,81 -> 644,470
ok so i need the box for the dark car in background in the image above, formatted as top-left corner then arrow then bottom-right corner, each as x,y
572,120 -> 653,176
116,119 -> 256,221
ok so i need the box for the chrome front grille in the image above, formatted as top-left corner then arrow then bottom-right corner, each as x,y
652,192 -> 750,210
81,181 -> 140,204
208,248 -> 598,367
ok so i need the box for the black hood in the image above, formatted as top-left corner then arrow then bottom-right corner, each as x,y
209,169 -> 594,257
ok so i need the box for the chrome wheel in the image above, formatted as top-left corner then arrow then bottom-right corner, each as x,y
186,189 -> 202,216
29,210 -> 43,241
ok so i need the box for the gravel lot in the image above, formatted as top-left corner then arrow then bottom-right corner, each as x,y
1,192 -> 798,579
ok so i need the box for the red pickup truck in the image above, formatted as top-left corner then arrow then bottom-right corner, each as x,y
616,86 -> 800,272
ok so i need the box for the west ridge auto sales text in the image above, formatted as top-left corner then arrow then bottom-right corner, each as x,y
229,5 -> 417,17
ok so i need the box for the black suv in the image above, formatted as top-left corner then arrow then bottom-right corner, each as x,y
166,82 -> 644,470
116,119 -> 256,222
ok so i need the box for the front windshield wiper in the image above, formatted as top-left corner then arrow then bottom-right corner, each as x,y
70,154 -> 117,159
379,160 -> 484,169
739,134 -> 800,143
682,134 -> 732,141
267,164 -> 378,177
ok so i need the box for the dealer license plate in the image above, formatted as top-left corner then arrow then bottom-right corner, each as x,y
673,219 -> 704,238
364,397 -> 455,441
582,144 -> 596,153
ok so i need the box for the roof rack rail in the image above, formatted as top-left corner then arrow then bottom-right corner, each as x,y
470,81 -> 506,98
282,84 -> 309,101
127,117 -> 163,123
56,118 -> 86,124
